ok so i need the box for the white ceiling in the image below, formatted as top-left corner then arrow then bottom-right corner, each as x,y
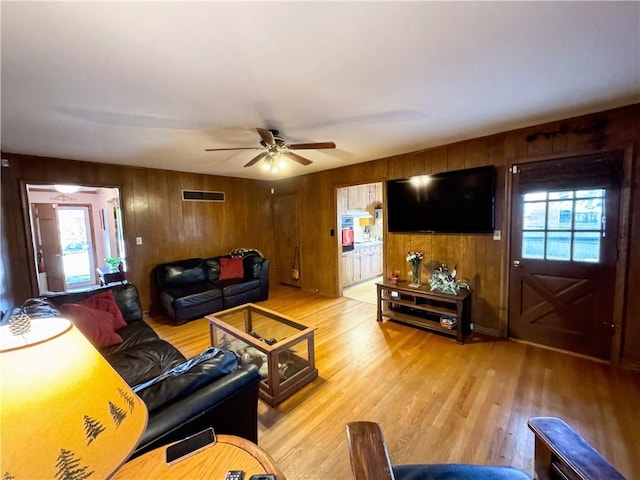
2,2 -> 639,180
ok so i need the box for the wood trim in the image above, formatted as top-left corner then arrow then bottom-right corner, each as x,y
472,324 -> 500,337
19,180 -> 39,297
610,145 -> 634,366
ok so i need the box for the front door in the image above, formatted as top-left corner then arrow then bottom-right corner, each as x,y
33,203 -> 66,292
508,152 -> 623,359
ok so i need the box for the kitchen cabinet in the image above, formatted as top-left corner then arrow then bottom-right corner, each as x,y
352,248 -> 362,283
368,183 -> 382,210
344,182 -> 383,214
359,247 -> 372,280
337,188 -> 348,217
371,244 -> 382,276
342,242 -> 383,288
341,252 -> 354,286
347,185 -> 370,211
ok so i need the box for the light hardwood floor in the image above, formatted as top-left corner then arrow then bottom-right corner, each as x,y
146,285 -> 640,479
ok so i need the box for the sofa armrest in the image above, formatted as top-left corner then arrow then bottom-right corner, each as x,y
346,421 -> 395,480
528,417 -> 625,480
258,258 -> 270,300
132,365 -> 261,457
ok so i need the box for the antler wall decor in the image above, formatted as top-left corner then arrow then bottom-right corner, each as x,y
525,118 -> 608,148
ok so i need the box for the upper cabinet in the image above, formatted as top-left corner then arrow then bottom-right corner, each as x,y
346,183 -> 383,213
347,185 -> 368,211
337,188 -> 348,217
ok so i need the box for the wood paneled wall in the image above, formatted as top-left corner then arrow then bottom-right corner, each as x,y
1,104 -> 638,368
272,104 -> 640,369
0,155 -> 275,312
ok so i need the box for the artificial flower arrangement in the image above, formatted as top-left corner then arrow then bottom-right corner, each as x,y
406,251 -> 424,265
406,251 -> 424,287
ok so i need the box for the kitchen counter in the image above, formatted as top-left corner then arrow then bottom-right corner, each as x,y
353,240 -> 382,248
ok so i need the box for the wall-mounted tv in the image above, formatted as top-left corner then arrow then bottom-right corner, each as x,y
386,165 -> 495,234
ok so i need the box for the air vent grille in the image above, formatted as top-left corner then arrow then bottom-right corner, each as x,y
182,190 -> 225,202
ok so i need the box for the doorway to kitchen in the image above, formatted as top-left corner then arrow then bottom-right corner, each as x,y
337,182 -> 384,303
26,184 -> 124,294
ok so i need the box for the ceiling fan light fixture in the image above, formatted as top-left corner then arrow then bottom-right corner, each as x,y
206,127 -> 335,172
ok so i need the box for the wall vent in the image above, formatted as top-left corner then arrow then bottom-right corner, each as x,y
182,190 -> 225,202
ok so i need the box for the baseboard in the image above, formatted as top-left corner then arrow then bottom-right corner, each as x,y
508,337 -> 609,364
471,324 -> 501,337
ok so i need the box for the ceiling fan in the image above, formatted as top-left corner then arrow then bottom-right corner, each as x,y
205,128 -> 336,172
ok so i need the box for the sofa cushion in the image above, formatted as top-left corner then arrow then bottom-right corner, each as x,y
136,349 -> 239,412
101,321 -> 160,356
219,279 -> 260,297
39,283 -> 143,324
219,257 -> 244,280
60,303 -> 124,348
163,283 -> 222,309
106,339 -> 186,387
393,464 -> 532,480
205,257 -> 221,282
79,289 -> 127,330
156,258 -> 207,288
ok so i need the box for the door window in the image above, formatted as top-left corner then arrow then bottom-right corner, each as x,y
521,189 -> 605,263
58,206 -> 94,286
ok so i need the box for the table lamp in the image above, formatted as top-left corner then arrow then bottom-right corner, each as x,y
1,315 -> 148,479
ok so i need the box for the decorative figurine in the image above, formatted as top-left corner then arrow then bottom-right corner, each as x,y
429,264 -> 470,295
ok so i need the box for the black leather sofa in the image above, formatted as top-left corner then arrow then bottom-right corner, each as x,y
154,251 -> 269,325
18,283 -> 261,458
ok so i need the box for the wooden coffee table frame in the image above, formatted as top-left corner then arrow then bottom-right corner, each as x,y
207,303 -> 318,406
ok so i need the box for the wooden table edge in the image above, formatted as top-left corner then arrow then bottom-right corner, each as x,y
217,435 -> 286,479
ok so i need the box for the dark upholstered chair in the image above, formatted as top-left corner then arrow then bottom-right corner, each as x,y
346,417 -> 625,480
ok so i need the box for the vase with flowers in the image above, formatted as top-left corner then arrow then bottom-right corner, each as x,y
406,250 -> 424,287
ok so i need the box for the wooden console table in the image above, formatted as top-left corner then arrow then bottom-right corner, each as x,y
376,281 -> 471,344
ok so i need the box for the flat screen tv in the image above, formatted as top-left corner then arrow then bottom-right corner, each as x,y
386,165 -> 495,234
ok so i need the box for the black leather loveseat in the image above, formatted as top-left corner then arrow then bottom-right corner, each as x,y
17,283 -> 261,458
154,251 -> 269,325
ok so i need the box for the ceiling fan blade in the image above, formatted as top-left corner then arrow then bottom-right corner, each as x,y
256,128 -> 276,147
204,147 -> 262,152
284,152 -> 313,166
244,152 -> 268,167
289,141 -> 336,150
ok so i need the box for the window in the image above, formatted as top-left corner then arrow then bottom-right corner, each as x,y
521,189 -> 604,263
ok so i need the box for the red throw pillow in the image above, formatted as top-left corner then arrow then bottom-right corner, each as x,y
219,257 -> 244,281
80,290 -> 127,330
61,303 -> 123,348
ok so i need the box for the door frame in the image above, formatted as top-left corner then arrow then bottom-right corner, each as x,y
19,181 -> 126,297
505,146 -> 633,365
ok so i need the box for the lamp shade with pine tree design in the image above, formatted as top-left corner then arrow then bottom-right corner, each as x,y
1,317 -> 148,478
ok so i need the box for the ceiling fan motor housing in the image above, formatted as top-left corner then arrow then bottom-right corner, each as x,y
260,130 -> 287,149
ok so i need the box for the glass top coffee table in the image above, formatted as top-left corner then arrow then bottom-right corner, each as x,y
207,303 -> 318,406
